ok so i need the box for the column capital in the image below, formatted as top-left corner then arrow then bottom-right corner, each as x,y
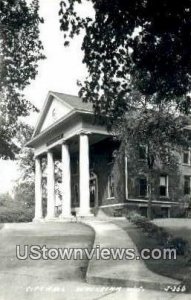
34,154 -> 42,159
78,130 -> 92,136
61,139 -> 69,145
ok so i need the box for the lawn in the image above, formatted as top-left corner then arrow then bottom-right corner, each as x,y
113,219 -> 191,291
153,218 -> 191,245
0,222 -> 95,299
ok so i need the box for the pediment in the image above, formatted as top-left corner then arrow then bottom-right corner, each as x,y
33,92 -> 73,136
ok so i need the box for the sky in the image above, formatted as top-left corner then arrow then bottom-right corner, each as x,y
0,0 -> 91,194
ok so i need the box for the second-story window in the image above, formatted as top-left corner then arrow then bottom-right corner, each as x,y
184,176 -> 191,195
183,149 -> 190,165
139,145 -> 147,160
159,175 -> 168,197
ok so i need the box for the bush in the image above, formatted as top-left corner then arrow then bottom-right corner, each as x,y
166,237 -> 189,255
126,210 -> 146,223
0,199 -> 34,223
127,212 -> 175,247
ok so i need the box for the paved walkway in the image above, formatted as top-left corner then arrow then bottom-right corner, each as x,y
0,220 -> 191,299
81,217 -> 182,292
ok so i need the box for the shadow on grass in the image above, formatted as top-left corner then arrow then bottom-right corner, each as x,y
113,220 -> 191,291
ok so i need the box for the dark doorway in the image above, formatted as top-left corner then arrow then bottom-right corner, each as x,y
90,172 -> 98,208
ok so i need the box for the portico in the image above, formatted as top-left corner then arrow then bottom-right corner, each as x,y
34,133 -> 92,220
26,91 -> 110,221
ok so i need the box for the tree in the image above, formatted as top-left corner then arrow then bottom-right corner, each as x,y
115,107 -> 191,218
59,0 -> 191,218
0,0 -> 45,158
59,0 -> 191,118
16,123 -> 62,215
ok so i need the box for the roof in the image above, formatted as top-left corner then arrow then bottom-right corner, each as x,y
51,91 -> 93,112
27,91 -> 94,145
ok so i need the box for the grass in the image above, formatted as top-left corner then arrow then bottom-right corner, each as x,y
0,222 -> 95,281
0,200 -> 34,222
114,219 -> 191,291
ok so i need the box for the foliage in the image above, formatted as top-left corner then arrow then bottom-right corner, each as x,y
116,108 -> 190,218
117,108 -> 190,170
16,123 -> 35,181
0,0 -> 45,159
0,190 -> 34,223
0,192 -> 13,206
127,212 -> 190,256
0,197 -> 34,222
59,0 -> 191,117
14,181 -> 35,208
167,237 -> 189,255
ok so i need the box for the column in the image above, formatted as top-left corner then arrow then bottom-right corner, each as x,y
46,151 -> 55,219
78,133 -> 91,216
61,142 -> 72,218
34,157 -> 43,220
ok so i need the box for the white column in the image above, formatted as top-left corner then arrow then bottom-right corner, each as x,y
46,151 -> 55,219
79,133 -> 91,216
61,142 -> 72,218
34,157 -> 43,220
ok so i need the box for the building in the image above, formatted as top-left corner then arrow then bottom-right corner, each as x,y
27,91 -> 191,220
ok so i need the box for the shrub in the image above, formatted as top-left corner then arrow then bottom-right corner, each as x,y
166,237 -> 189,255
0,200 -> 34,223
126,210 -> 147,223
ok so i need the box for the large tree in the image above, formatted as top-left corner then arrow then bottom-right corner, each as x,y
0,0 -> 45,158
115,107 -> 191,218
59,1 -> 191,218
59,0 -> 191,118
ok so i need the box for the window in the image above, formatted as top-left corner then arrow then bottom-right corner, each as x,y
183,149 -> 190,165
159,175 -> 168,197
139,145 -> 147,160
108,174 -> 115,198
184,176 -> 191,195
139,178 -> 147,197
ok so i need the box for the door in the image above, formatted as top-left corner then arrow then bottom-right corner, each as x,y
90,172 -> 98,208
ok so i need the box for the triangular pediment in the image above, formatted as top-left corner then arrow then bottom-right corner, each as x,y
33,92 -> 73,136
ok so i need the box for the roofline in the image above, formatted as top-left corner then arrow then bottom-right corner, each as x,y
32,91 -> 54,137
32,91 -> 84,137
26,109 -> 94,148
50,91 -> 75,110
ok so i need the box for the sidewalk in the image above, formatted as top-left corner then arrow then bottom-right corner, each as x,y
81,217 -> 183,294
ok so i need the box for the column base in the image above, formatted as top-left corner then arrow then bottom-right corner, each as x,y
44,216 -> 57,222
59,214 -> 73,219
77,212 -> 94,218
33,217 -> 44,223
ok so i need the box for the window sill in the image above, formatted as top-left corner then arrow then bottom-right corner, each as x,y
182,163 -> 191,166
107,197 -> 115,200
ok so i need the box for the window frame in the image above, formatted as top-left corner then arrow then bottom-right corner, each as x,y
138,145 -> 147,161
182,148 -> 191,166
107,173 -> 115,199
138,176 -> 148,198
184,175 -> 191,195
159,174 -> 169,198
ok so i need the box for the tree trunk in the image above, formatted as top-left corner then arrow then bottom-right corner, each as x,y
147,170 -> 152,220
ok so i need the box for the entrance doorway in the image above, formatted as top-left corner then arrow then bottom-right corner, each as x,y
90,171 -> 98,208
